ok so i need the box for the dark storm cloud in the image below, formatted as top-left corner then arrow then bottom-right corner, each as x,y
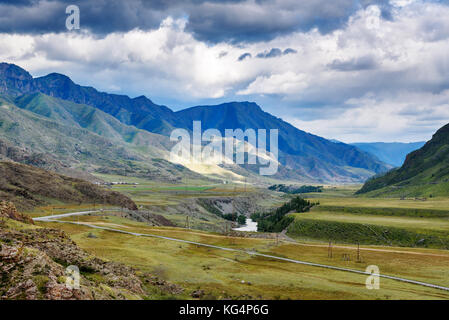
0,0 -> 400,42
0,0 -> 175,34
184,0 -> 397,43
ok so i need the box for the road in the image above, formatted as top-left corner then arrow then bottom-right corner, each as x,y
33,210 -> 101,221
33,210 -> 449,294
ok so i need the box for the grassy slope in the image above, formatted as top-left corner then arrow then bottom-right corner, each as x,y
357,123 -> 449,197
286,190 -> 449,249
36,213 -> 449,300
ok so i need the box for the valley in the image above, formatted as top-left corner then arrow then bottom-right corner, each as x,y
1,63 -> 448,301
16,178 -> 449,300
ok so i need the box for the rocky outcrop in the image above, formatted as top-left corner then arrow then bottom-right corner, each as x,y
0,201 -> 33,224
0,243 -> 92,299
0,221 -> 183,300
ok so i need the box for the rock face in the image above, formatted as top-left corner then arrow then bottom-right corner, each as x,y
0,243 -> 92,300
0,201 -> 33,224
0,221 -> 183,300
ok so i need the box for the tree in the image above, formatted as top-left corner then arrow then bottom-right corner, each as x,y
237,214 -> 246,225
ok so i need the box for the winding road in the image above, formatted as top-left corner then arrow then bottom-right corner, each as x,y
33,210 -> 449,294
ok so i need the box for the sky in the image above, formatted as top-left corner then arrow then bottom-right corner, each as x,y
1,0 -> 449,143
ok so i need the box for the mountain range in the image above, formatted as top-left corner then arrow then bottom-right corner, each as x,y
0,62 -> 391,183
351,142 -> 426,167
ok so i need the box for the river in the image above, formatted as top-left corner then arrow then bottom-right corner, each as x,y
232,218 -> 258,232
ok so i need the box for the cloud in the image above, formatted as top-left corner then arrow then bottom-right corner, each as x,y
256,48 -> 282,58
237,72 -> 308,95
328,56 -> 377,71
283,48 -> 297,55
255,47 -> 298,58
1,1 -> 449,142
289,90 -> 449,142
238,52 -> 251,61
185,0 -> 397,43
0,0 -> 396,43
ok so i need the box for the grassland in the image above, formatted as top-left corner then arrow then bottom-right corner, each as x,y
25,180 -> 449,299
36,214 -> 449,300
283,187 -> 449,249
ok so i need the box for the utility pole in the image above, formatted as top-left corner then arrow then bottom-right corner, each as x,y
357,241 -> 361,263
328,240 -> 333,258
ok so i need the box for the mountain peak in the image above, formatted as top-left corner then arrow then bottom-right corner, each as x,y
0,62 -> 33,81
132,95 -> 154,104
433,123 -> 449,139
37,72 -> 74,85
221,101 -> 262,111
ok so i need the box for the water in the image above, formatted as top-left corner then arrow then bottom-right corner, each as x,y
232,218 -> 258,232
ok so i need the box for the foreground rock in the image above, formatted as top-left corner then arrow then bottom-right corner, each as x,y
0,201 -> 33,224
0,205 -> 184,300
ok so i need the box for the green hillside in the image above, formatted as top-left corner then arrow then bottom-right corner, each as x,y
0,93 -> 201,182
357,123 -> 449,197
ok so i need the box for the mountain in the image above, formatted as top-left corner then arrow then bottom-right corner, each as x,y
0,62 -> 390,183
176,102 -> 390,182
351,142 -> 426,167
0,93 -> 201,182
0,137 -> 98,182
357,123 -> 449,197
0,161 -> 137,210
0,63 -> 177,135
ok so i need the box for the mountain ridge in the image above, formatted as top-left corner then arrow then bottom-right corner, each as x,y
0,62 -> 390,183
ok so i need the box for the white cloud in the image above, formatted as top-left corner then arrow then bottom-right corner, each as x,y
289,90 -> 449,142
1,2 -> 449,141
237,72 -> 308,95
